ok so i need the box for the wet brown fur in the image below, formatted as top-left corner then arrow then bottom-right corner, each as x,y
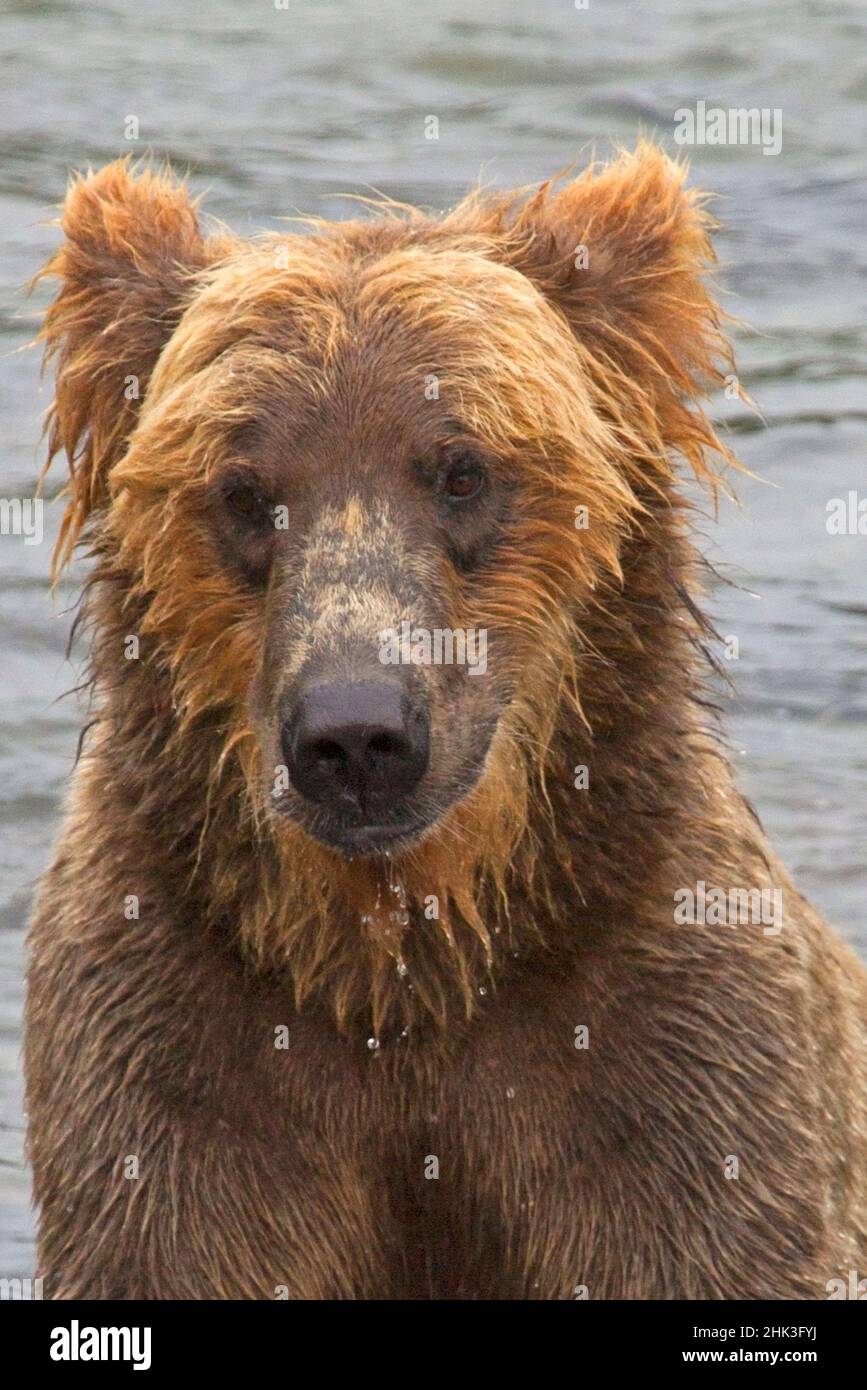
25,145 -> 867,1298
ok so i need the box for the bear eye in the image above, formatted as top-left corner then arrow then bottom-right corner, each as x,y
223,479 -> 271,525
439,454 -> 486,503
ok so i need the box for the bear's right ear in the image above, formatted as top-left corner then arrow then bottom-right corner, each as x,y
36,160 -> 225,573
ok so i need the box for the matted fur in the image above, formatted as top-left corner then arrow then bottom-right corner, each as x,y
25,144 -> 867,1299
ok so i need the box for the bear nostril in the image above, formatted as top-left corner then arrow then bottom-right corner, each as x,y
366,730 -> 407,760
310,738 -> 348,774
281,680 -> 430,814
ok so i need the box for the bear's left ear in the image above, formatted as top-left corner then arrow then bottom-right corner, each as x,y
36,160 -> 227,573
464,141 -> 733,482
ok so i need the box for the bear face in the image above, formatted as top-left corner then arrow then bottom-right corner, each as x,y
37,145 -> 734,1024
120,234 -> 597,860
71,215 -> 639,863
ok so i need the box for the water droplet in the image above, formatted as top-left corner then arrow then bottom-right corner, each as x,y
367,1037 -> 380,1052
478,986 -> 487,996
396,960 -> 408,977
505,1087 -> 515,1100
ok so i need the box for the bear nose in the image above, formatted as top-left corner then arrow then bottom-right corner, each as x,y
281,680 -> 430,814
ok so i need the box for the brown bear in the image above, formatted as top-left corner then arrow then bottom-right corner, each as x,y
26,143 -> 867,1299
